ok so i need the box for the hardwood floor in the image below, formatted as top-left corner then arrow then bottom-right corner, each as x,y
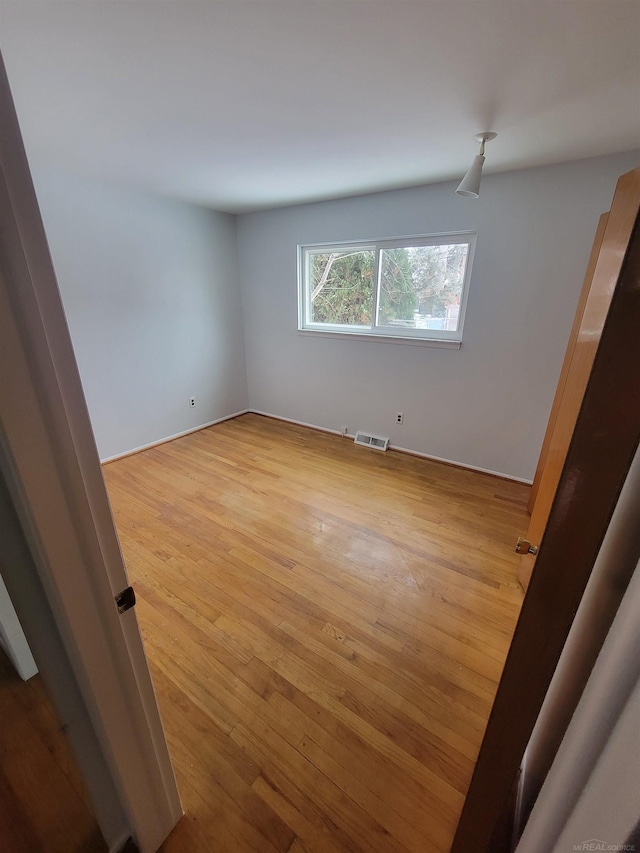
0,648 -> 106,852
104,413 -> 529,853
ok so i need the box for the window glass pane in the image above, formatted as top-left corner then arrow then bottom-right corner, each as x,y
309,249 -> 375,326
377,243 -> 469,331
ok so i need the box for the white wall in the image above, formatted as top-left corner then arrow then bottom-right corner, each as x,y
32,173 -> 249,460
237,151 -> 639,481
32,153 -> 638,478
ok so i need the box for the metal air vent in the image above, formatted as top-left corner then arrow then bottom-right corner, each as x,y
354,431 -> 389,452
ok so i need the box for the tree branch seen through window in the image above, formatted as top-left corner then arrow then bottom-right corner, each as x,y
300,233 -> 475,342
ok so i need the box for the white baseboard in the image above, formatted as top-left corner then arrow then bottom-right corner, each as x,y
249,409 -> 345,438
100,409 -> 250,463
389,442 -> 533,484
101,407 -> 532,485
249,410 -> 532,485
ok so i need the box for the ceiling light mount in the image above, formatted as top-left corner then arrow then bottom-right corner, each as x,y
474,130 -> 497,152
456,131 -> 497,198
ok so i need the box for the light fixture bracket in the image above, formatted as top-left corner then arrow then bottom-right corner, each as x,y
474,132 -> 498,144
474,132 -> 497,157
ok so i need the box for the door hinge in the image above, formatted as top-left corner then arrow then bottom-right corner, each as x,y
515,537 -> 539,556
114,585 -> 136,614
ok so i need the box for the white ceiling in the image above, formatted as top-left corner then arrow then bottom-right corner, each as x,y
1,1 -> 638,213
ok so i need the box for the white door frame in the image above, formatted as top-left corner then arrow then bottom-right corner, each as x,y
0,572 -> 38,680
0,54 -> 182,852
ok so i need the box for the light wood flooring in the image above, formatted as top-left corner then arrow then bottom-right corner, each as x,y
0,647 -> 106,852
104,413 -> 529,853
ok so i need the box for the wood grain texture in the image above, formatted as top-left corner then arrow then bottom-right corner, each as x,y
518,169 -> 640,592
518,212 -> 609,592
104,414 -> 528,852
527,211 -> 609,515
452,190 -> 640,852
0,648 -> 105,853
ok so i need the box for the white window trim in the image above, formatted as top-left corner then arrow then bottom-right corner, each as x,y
298,231 -> 476,344
296,329 -> 462,349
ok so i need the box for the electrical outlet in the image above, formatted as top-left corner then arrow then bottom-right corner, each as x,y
396,412 -> 404,424
340,425 -> 348,436
189,397 -> 196,408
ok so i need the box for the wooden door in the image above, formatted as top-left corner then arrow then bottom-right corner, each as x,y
518,168 -> 640,591
451,172 -> 640,853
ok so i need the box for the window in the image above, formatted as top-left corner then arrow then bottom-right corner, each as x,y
298,232 -> 476,344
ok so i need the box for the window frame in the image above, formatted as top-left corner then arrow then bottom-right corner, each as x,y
297,231 -> 477,345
